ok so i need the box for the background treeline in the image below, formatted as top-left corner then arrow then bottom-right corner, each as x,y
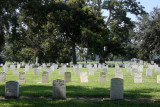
0,0 -> 159,64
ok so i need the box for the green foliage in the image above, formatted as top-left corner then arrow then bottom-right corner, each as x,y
135,8 -> 160,60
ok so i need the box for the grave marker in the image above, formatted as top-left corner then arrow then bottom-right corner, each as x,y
53,79 -> 66,99
80,72 -> 88,82
19,71 -> 26,83
5,81 -> 19,98
34,68 -> 39,75
42,71 -> 49,83
110,78 -> 123,100
0,72 -> 6,82
146,69 -> 152,77
99,72 -> 106,82
134,73 -> 142,83
65,72 -> 71,82
157,75 -> 160,83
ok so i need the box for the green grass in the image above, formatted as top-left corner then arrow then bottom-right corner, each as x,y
0,66 -> 160,106
0,100 -> 160,107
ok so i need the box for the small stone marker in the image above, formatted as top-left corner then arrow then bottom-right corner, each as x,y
0,72 -> 6,82
17,64 -> 21,69
53,79 -> 66,99
138,65 -> 143,72
14,69 -> 19,75
25,65 -> 29,71
38,67 -> 43,72
79,64 -> 82,68
94,64 -> 97,68
115,71 -> 123,79
131,69 -> 138,76
34,68 -> 39,75
65,72 -> 71,82
155,67 -> 160,72
98,64 -> 102,68
59,68 -> 65,75
99,72 -> 106,82
50,66 -> 55,71
134,73 -> 142,83
110,78 -> 123,100
47,68 -> 52,75
148,65 -> 154,69
75,68 -> 80,75
42,71 -> 49,83
157,75 -> 160,83
126,67 -> 132,72
102,68 -> 108,75
3,66 -> 8,71
89,68 -> 95,75
19,71 -> 26,83
5,81 -> 19,98
80,72 -> 88,82
42,64 -> 46,69
146,69 -> 152,77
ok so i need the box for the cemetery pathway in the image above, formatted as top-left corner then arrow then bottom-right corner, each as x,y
0,97 -> 160,103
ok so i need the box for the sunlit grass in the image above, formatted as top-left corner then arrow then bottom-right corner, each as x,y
0,66 -> 160,99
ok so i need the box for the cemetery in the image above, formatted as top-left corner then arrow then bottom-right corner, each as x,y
0,62 -> 160,106
1,0 -> 160,106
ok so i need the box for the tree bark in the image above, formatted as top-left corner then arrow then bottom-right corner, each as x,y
99,54 -> 105,64
72,41 -> 77,64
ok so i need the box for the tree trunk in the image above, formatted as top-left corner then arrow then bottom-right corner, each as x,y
99,54 -> 105,64
72,41 -> 77,64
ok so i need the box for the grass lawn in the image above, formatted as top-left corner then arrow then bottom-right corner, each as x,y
0,66 -> 160,106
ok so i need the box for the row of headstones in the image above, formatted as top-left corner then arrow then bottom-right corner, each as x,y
0,71 -> 108,83
4,78 -> 123,100
115,66 -> 160,83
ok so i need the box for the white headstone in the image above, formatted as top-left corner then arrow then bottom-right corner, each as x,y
50,66 -> 55,72
131,69 -> 138,76
53,79 -> 66,99
80,72 -> 88,82
89,68 -> 95,75
3,66 -> 8,71
19,71 -> 26,83
99,72 -> 106,82
34,68 -> 39,75
0,72 -> 6,82
126,67 -> 132,72
25,65 -> 29,71
17,64 -> 21,69
5,81 -> 19,98
138,65 -> 143,72
59,68 -> 65,75
115,71 -> 123,79
110,78 -> 123,100
157,75 -> 160,83
132,65 -> 138,69
146,69 -> 152,77
42,71 -> 49,83
134,73 -> 142,83
65,72 -> 71,82
98,64 -> 102,68
47,68 -> 52,75
102,68 -> 108,75
94,64 -> 97,68
14,69 -> 19,75
75,68 -> 80,75
155,67 -> 160,72
42,64 -> 46,69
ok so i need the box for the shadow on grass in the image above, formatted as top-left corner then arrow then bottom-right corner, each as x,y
0,84 -> 159,99
0,100 -> 160,107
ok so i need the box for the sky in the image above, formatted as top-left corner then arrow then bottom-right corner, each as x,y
102,0 -> 160,21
